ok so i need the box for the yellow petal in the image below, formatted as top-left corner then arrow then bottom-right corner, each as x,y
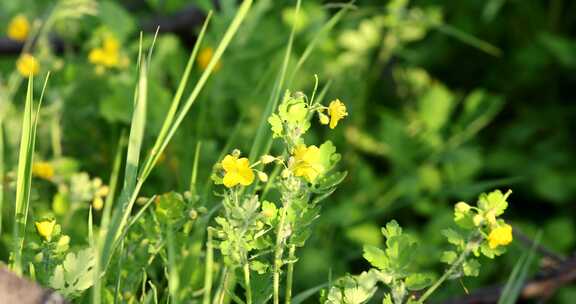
223,172 -> 240,188
221,155 -> 238,172
328,99 -> 348,129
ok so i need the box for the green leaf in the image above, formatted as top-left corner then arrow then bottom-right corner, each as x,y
454,202 -> 475,229
418,83 -> 454,131
154,192 -> 186,224
268,114 -> 283,138
363,245 -> 389,270
440,251 -> 458,264
480,242 -> 506,259
381,220 -> 402,240
478,189 -> 511,216
462,258 -> 480,277
50,248 -> 95,297
318,140 -> 338,171
405,273 -> 434,291
442,229 -> 464,247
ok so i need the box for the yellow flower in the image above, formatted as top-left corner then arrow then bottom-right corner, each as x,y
17,54 -> 40,77
32,161 -> 54,180
327,99 -> 348,129
88,35 -> 123,68
221,154 -> 255,188
292,144 -> 323,182
35,219 -> 56,241
488,224 -> 513,249
7,15 -> 30,42
92,196 -> 104,210
197,47 -> 221,72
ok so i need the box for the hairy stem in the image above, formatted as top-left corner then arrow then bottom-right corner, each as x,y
285,245 -> 296,304
203,228 -> 214,304
243,263 -> 253,304
216,269 -> 229,304
273,207 -> 288,304
417,242 -> 475,303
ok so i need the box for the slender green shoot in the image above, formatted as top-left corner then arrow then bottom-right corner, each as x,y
11,73 -> 50,275
203,228 -> 214,304
498,232 -> 542,304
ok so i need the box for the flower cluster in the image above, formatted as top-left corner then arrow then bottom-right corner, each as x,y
211,88 -> 348,304
88,34 -> 128,73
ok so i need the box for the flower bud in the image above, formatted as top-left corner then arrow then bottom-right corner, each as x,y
319,112 -> 330,125
258,171 -> 269,182
260,155 -> 276,164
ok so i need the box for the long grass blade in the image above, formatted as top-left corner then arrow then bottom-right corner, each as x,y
11,75 -> 36,275
498,232 -> 542,304
248,0 -> 301,164
0,120 -> 4,236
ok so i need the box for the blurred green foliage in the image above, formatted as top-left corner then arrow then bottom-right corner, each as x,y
1,0 -> 575,302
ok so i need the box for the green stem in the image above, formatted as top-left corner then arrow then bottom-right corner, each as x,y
50,112 -> 62,157
243,263 -> 253,304
273,207 -> 288,304
216,269 -> 229,304
416,243 -> 474,303
285,245 -> 296,304
203,229 -> 214,304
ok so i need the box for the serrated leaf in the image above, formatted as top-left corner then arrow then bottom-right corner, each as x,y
49,248 -> 95,297
440,251 -> 458,264
363,245 -> 389,270
463,258 -> 480,277
478,189 -> 511,216
268,114 -> 283,138
442,229 -> 464,247
405,273 -> 434,291
381,220 -> 402,239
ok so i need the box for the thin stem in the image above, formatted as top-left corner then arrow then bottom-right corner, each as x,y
273,207 -> 288,304
203,229 -> 214,304
285,245 -> 296,304
50,112 -> 62,157
243,263 -> 253,304
416,243 -> 474,304
216,269 -> 229,304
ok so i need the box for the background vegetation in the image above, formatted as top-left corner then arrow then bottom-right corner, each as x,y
1,0 -> 575,303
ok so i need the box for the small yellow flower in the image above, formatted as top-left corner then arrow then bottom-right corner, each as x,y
35,219 -> 56,241
17,54 -> 40,77
88,35 -> 123,69
292,144 -> 323,182
488,224 -> 513,249
92,196 -> 104,210
221,154 -> 255,188
197,47 -> 221,72
32,161 -> 54,180
327,99 -> 348,129
7,15 -> 30,42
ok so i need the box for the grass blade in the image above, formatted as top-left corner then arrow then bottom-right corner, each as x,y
11,75 -> 39,274
248,0 -> 301,164
498,232 -> 542,304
